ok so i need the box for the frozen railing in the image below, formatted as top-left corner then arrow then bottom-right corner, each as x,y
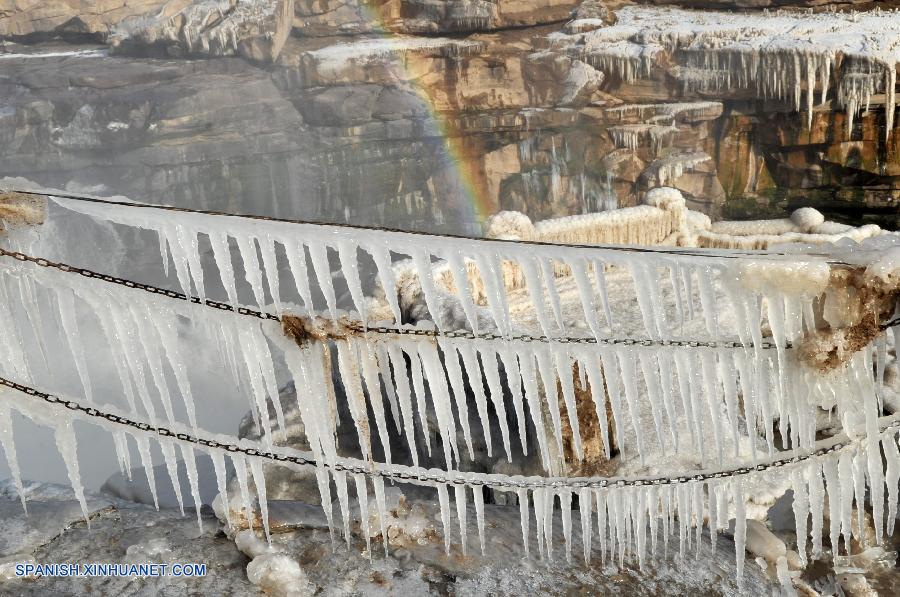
0,188 -> 898,580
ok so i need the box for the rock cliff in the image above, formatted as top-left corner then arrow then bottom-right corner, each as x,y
0,0 -> 897,232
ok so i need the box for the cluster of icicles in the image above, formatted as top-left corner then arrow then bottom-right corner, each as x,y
0,195 -> 894,581
575,6 -> 899,141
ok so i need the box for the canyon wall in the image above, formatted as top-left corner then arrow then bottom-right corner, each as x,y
0,0 -> 897,232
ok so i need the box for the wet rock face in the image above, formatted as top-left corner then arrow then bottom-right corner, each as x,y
0,0 -> 168,40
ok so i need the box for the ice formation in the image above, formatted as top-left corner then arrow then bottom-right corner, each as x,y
0,193 -> 896,588
561,6 -> 900,141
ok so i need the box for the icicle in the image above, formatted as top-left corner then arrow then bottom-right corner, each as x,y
111,429 -> 131,481
412,250 -> 444,330
591,259 -> 614,330
883,433 -> 900,537
333,469 -> 352,547
695,266 -> 719,338
249,457 -> 271,543
307,241 -> 337,319
822,456 -> 841,555
539,256 -> 565,333
599,348 -> 629,459
373,475 -> 388,556
472,485 -> 486,555
375,343 -> 402,430
454,484 -> 468,556
369,246 -> 401,324
572,258 -> 603,341
335,339 -> 372,461
456,342 -> 493,458
160,223 -> 193,299
358,340 -> 391,464
699,351 -> 724,466
790,469 -> 809,565
135,434 -> 159,510
518,488 -> 530,555
56,288 -> 93,402
806,57 -> 816,131
886,66 -> 896,142
236,328 -> 274,446
403,343 -> 432,457
353,474 -> 371,557
638,350 -> 667,449
616,349 -> 646,465
235,233 -> 266,309
560,489 -> 573,563
519,349 -> 552,469
595,489 -> 607,564
210,449 -> 231,528
533,488 -> 545,558
716,350 -> 741,458
476,250 -> 513,336
477,345 -> 511,460
543,488 -> 555,561
733,481 -> 746,584
808,461 -> 825,558
838,451 -> 854,552
578,488 -> 592,563
0,404 -> 26,512
151,317 -> 199,432
437,483 -> 452,555
209,231 -> 239,308
233,454 -> 254,531
579,350 -> 611,458
179,443 -> 203,531
852,449 -> 867,545
129,304 -> 177,426
416,341 -> 458,467
337,241 -> 367,321
498,347 -> 527,458
385,344 -> 419,466
284,240 -> 315,313
439,339 -> 474,461
554,347 -> 583,459
630,261 -> 661,340
521,255 -> 555,338
154,438 -> 184,517
256,233 -> 281,314
315,467 -> 336,545
446,252 -> 479,333
55,419 -> 90,527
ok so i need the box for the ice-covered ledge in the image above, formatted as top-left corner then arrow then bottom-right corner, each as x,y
554,6 -> 900,139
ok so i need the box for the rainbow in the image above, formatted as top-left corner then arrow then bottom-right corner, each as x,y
320,3 -> 497,228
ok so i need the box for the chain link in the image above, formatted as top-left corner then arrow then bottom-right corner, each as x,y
1,374 -> 888,491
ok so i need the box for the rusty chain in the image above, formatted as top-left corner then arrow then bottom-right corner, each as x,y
1,373 -> 891,490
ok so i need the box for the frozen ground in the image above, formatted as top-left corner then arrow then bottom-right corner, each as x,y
0,479 -> 778,596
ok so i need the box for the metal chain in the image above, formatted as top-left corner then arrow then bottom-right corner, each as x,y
356,323 -> 787,350
5,187 -> 852,263
1,374 -> 888,490
0,246 -> 786,350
